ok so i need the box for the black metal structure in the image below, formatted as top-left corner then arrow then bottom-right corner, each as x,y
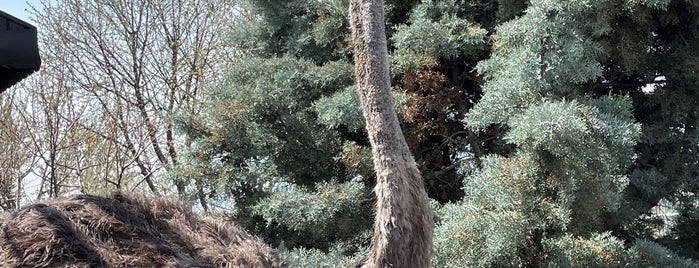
0,10 -> 41,92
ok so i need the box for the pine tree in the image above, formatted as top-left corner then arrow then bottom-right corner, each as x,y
173,1 -> 486,260
173,0 -> 374,257
434,0 -> 699,266
174,0 -> 699,266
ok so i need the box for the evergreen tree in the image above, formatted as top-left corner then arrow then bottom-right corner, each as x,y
174,0 -> 373,256
434,0 -> 699,266
174,0 -> 699,266
174,1 -> 486,258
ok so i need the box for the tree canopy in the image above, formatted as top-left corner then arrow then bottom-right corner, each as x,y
2,0 -> 699,266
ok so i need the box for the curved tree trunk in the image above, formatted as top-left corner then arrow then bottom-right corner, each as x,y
349,1 -> 433,267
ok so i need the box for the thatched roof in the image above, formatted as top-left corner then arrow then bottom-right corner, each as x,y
0,193 -> 289,267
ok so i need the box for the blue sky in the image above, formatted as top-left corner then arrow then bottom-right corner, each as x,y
0,1 -> 41,23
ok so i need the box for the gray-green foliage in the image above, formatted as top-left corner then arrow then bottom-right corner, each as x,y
462,0 -> 642,236
282,246 -> 368,268
175,0 -> 699,266
392,12 -> 486,60
391,0 -> 488,73
631,240 -> 699,268
543,233 -> 631,267
183,56 -> 352,187
313,86 -> 409,131
174,0 -> 375,260
434,0 -> 697,267
314,86 -> 365,131
468,0 -> 612,129
433,202 -> 533,267
252,182 -> 371,249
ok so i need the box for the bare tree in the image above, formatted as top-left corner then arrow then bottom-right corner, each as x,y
11,58 -> 95,200
24,0 -> 234,204
0,90 -> 35,210
349,0 -> 434,267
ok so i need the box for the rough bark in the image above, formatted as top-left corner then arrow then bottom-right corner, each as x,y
349,1 -> 434,267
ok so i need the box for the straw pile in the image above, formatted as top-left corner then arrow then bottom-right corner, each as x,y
0,193 -> 288,267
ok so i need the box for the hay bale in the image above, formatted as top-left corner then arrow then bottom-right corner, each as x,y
0,193 -> 289,267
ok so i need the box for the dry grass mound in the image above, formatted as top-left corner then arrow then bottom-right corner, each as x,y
0,193 -> 289,267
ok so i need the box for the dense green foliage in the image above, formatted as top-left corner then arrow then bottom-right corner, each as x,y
173,0 -> 699,266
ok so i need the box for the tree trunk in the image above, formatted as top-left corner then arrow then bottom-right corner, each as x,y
349,1 -> 433,267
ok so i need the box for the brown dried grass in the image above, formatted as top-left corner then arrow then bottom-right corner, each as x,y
0,193 -> 289,267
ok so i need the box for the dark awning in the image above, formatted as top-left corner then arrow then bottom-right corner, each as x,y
0,10 -> 41,92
